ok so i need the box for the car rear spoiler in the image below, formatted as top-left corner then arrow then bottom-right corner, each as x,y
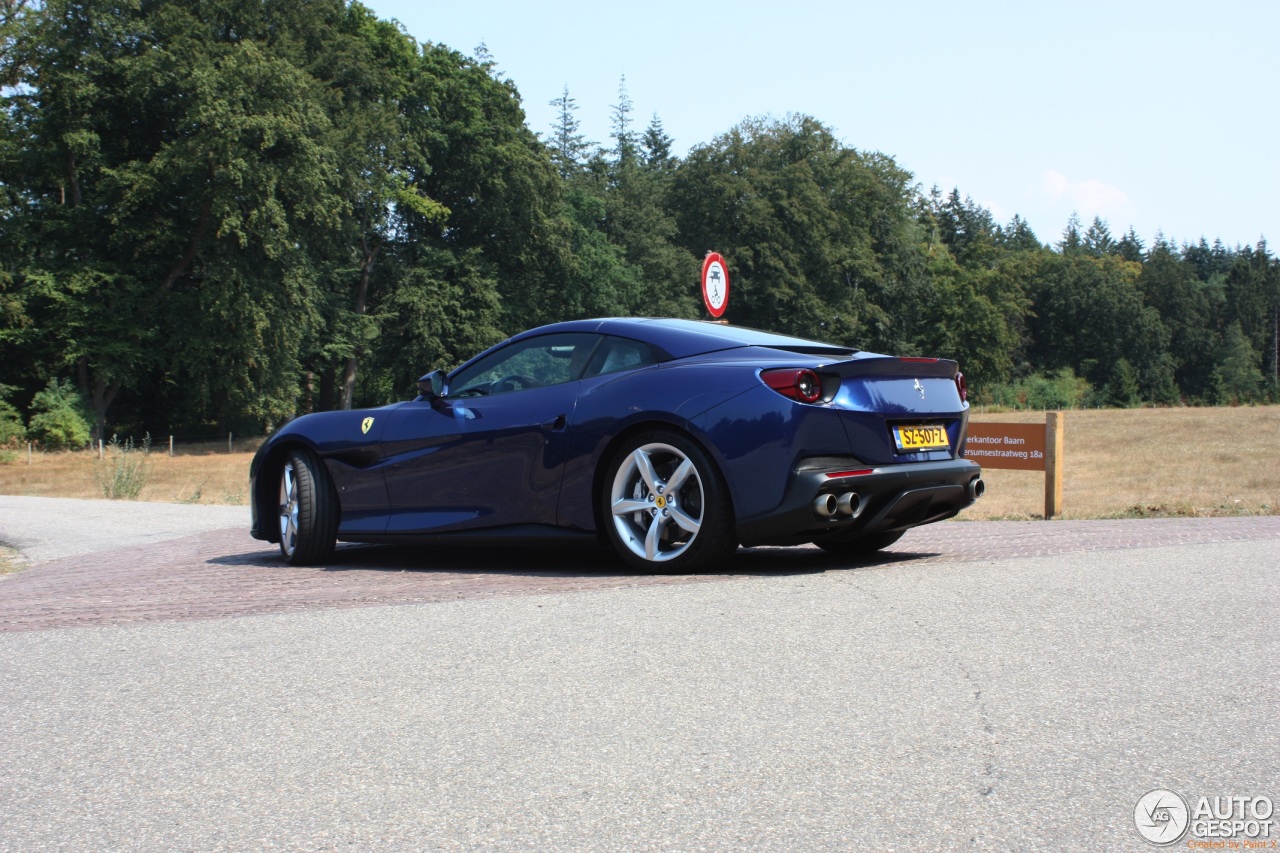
820,356 -> 960,380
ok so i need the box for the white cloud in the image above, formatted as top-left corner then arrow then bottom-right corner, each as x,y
1038,170 -> 1129,215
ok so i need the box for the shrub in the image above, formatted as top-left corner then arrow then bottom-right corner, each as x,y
0,393 -> 24,448
976,368 -> 1092,410
27,378 -> 92,450
96,434 -> 152,500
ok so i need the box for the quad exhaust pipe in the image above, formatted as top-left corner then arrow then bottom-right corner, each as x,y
813,492 -> 863,519
816,480 -> 982,521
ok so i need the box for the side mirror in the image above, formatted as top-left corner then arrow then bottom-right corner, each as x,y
417,369 -> 446,400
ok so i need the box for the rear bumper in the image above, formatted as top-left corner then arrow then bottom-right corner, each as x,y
735,458 -> 982,547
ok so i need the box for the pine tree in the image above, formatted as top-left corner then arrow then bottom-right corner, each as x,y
1057,213 -> 1084,254
1083,217 -> 1115,257
1212,322 -> 1264,404
1140,238 -> 1217,400
1116,227 -> 1145,262
610,74 -> 637,164
641,113 -> 675,171
1102,358 -> 1141,408
548,85 -> 593,178
1000,215 -> 1042,252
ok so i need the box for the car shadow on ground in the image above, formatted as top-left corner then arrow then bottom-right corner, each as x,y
209,540 -> 945,579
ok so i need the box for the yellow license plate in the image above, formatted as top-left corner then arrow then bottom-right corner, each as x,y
894,425 -> 950,452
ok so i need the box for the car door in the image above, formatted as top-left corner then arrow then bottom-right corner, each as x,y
378,333 -> 600,534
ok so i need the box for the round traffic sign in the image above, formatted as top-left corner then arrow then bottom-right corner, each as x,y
701,252 -> 729,318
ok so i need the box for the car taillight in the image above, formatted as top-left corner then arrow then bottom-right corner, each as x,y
762,368 -> 822,403
955,371 -> 968,403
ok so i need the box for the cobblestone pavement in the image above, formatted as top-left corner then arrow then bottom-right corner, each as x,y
1,516 -> 1276,633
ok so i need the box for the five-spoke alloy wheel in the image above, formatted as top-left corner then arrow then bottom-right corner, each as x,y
602,430 -> 735,573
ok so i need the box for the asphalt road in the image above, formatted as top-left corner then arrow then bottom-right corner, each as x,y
0,495 -> 247,564
0,503 -> 1276,851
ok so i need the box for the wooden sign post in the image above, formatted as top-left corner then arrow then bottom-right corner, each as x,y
964,412 -> 1065,518
1044,412 -> 1064,517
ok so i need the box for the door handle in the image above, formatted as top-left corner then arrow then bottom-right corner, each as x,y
541,414 -> 566,431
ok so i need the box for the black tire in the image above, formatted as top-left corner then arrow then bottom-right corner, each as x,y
813,529 -> 905,557
277,448 -> 338,565
601,429 -> 736,573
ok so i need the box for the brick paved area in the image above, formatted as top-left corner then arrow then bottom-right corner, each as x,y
1,516 -> 1276,633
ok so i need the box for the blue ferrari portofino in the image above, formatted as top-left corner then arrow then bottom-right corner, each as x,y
250,318 -> 983,572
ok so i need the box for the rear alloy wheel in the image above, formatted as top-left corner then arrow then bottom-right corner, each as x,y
602,430 -> 736,573
278,448 -> 338,565
813,530 -> 905,558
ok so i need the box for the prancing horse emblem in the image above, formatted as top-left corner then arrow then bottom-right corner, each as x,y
913,378 -> 925,399
361,417 -> 374,434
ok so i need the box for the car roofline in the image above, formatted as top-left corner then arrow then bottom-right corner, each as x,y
506,317 -> 858,360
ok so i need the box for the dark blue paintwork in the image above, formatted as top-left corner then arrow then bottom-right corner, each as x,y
250,318 -> 981,550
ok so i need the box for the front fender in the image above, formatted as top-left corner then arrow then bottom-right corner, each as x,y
249,405 -> 404,542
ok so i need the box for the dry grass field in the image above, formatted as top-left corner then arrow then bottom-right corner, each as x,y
968,405 -> 1279,519
0,440 -> 260,506
1,407 -> 1277,520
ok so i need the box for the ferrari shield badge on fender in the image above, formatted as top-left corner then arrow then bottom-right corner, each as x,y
361,417 -> 374,434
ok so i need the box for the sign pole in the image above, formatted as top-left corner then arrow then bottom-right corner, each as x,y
1044,412 -> 1064,518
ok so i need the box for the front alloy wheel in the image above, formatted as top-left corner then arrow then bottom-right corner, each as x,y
278,448 -> 337,565
603,431 -> 735,573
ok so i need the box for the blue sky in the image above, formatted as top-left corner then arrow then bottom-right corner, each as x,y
368,1 -> 1276,250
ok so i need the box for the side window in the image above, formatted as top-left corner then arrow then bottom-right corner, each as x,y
585,336 -> 657,378
449,333 -> 601,397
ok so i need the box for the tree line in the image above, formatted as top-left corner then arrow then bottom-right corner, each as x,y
1,0 -> 1277,448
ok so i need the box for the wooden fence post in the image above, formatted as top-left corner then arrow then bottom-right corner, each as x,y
1044,412 -> 1064,518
